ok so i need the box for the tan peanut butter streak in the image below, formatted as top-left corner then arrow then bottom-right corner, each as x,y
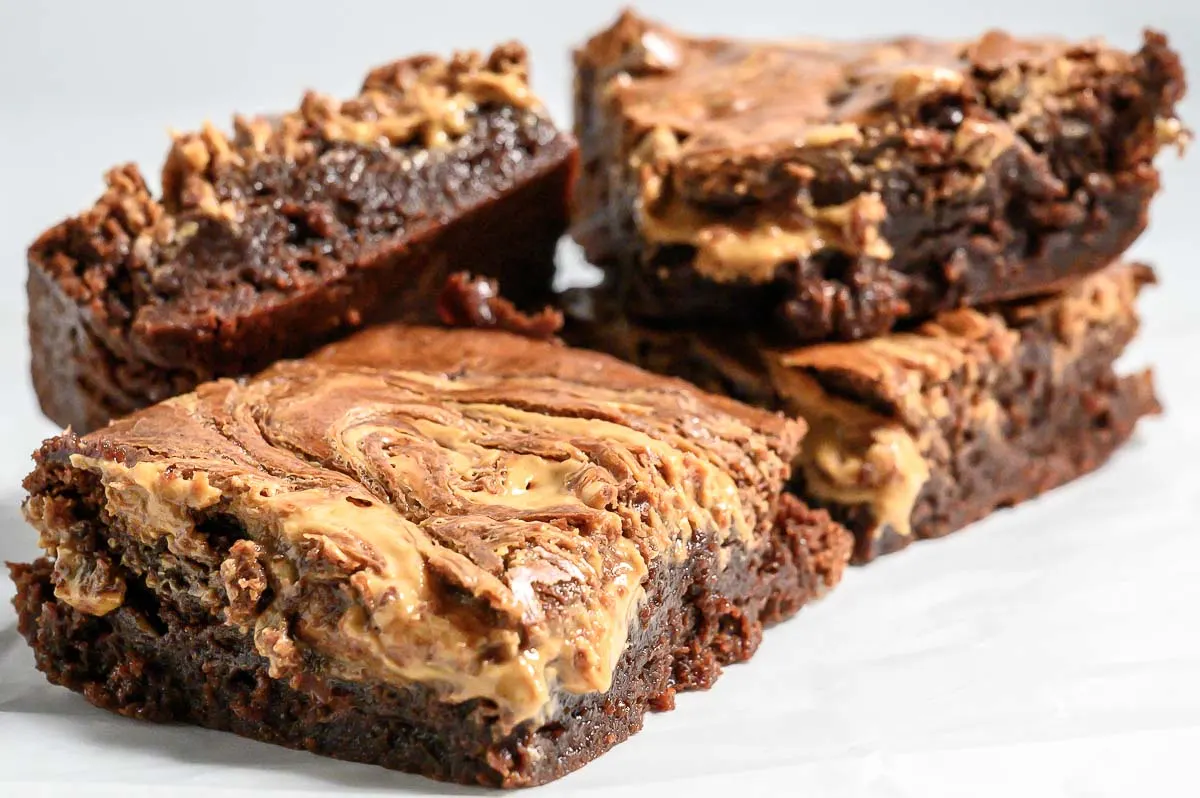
565,263 -> 1150,547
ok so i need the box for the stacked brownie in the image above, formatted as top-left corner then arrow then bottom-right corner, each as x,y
8,10 -> 1188,790
568,10 -> 1186,561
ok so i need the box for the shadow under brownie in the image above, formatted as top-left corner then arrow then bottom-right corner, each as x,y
11,325 -> 851,788
29,43 -> 577,434
573,10 -> 1186,343
564,262 -> 1160,562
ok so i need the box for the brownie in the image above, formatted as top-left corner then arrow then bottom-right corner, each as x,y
29,43 -> 577,434
564,262 -> 1160,562
11,325 -> 852,787
573,10 -> 1186,343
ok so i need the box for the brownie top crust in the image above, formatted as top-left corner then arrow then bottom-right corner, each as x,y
29,44 -> 568,367
160,44 -> 538,218
577,10 -> 1187,284
776,263 -> 1154,419
28,326 -> 802,727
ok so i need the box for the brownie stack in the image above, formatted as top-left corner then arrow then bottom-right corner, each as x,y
7,10 -> 1188,791
567,10 -> 1187,561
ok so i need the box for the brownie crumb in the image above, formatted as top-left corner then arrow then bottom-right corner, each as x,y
438,272 -> 564,340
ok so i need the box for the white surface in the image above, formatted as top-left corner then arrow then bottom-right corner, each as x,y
1,1 -> 1199,795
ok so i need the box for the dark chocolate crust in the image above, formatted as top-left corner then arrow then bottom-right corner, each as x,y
573,11 -> 1186,343
563,263 -> 1160,562
29,45 -> 577,433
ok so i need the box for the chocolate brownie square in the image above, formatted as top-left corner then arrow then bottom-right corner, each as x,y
574,10 -> 1185,342
30,44 -> 577,433
565,262 -> 1159,561
12,324 -> 851,787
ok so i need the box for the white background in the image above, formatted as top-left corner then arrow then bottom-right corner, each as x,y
1,1 -> 1198,795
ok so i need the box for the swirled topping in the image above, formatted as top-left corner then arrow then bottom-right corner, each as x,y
767,263 -> 1152,539
51,326 -> 801,726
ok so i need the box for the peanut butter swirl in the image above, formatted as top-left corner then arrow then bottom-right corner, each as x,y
579,10 -> 1189,283
33,327 -> 801,727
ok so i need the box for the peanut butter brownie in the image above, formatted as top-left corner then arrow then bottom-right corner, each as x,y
574,11 -> 1186,342
11,325 -> 851,787
29,44 -> 577,434
565,262 -> 1159,562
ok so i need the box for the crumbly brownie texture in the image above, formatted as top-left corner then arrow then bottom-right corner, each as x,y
30,44 -> 577,433
573,10 -> 1186,342
12,326 -> 851,787
564,263 -> 1159,562
437,272 -> 565,340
